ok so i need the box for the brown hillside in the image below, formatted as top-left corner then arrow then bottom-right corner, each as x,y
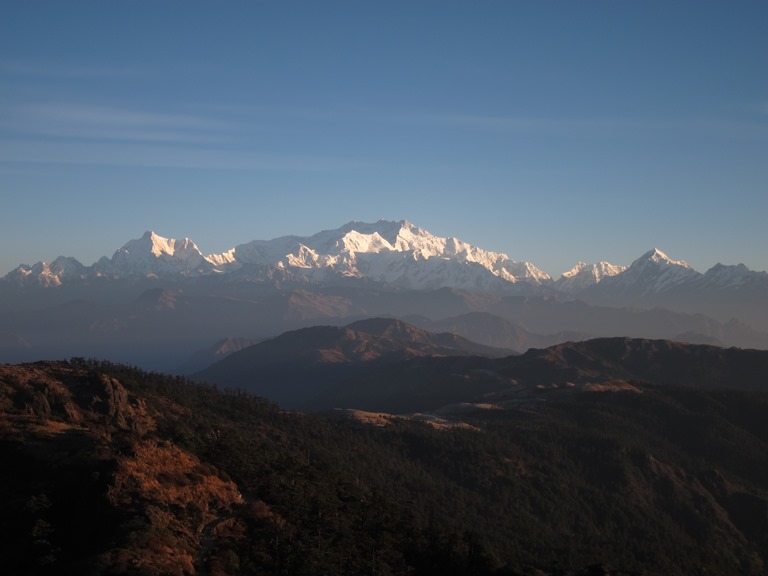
0,362 -> 242,575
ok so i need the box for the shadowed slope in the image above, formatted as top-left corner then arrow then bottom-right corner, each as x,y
193,318 -> 513,407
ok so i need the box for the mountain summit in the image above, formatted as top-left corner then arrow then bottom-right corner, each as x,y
584,247 -> 700,298
220,219 -> 552,290
99,231 -> 212,278
555,261 -> 627,293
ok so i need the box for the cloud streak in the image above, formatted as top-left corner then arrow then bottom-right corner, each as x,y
0,139 -> 364,173
0,59 -> 140,79
407,111 -> 768,142
407,113 -> 636,135
0,103 -> 235,144
0,101 -> 370,172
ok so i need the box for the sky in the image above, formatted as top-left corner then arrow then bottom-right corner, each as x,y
1,1 -> 767,278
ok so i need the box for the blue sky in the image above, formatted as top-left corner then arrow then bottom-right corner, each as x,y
1,1 -> 766,277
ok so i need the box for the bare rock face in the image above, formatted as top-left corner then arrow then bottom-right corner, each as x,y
62,399 -> 82,423
30,390 -> 52,420
72,373 -> 132,429
98,374 -> 130,429
85,374 -> 153,435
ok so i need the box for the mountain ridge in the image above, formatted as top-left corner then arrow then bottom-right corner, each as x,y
193,317 -> 514,408
7,220 -> 766,289
193,325 -> 768,413
5,222 -> 767,305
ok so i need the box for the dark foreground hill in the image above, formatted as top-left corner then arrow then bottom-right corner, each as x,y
1,357 -> 767,575
194,323 -> 768,412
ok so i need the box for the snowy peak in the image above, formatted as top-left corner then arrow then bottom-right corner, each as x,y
699,263 -> 768,290
205,247 -> 237,268
561,262 -> 626,279
634,248 -> 691,269
4,224 -> 765,299
388,220 -> 444,253
336,230 -> 393,254
335,219 -> 422,249
302,219 -> 437,257
219,220 -> 551,290
124,231 -> 203,259
594,248 -> 700,296
556,261 -> 627,293
318,220 -> 553,288
5,256 -> 86,287
102,231 -> 211,277
145,231 -> 174,257
327,219 -> 472,259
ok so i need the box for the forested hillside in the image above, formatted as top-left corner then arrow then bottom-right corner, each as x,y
1,359 -> 766,575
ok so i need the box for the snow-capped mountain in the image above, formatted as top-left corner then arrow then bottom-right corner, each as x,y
95,231 -> 214,278
4,220 -> 552,292
695,263 -> 768,291
3,222 -> 767,304
213,220 -> 552,290
555,261 -> 627,293
585,248 -> 701,298
5,256 -> 88,287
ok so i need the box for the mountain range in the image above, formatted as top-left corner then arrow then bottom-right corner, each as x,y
6,220 -> 767,295
2,220 -> 767,370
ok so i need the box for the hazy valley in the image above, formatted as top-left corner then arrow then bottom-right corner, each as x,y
2,221 -> 767,372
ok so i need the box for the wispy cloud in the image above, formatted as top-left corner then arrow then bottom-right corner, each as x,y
0,139 -> 364,173
0,103 -> 235,143
0,100 -> 370,172
402,112 -> 639,138
0,59 -> 140,79
696,118 -> 768,140
410,110 -> 768,141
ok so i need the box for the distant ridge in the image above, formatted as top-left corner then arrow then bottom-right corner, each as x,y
193,317 -> 514,407
318,336 -> 768,413
194,330 -> 768,413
